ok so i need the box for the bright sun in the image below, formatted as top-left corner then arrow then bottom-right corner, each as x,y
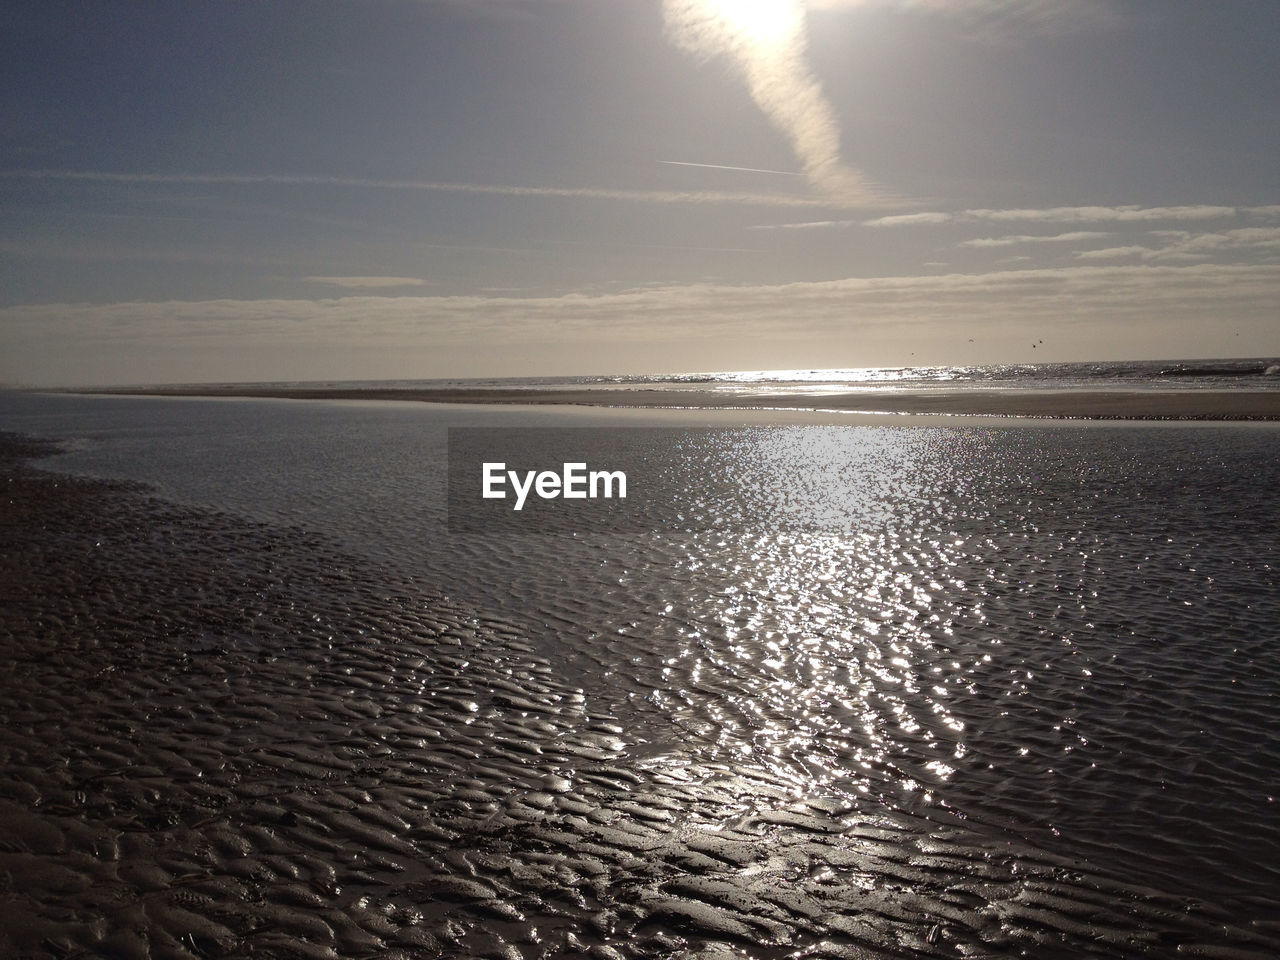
704,0 -> 803,49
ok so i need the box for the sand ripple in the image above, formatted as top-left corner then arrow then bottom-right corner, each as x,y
3,433 -> 1278,959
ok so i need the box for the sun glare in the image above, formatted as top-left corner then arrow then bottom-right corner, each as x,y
705,0 -> 803,49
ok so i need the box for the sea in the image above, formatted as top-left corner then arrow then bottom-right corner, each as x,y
121,356 -> 1280,397
1,361 -> 1278,958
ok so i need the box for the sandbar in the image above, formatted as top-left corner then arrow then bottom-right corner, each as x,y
72,385 -> 1280,420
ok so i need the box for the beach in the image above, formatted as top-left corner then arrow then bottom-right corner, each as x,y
7,0 -> 1279,954
75,384 -> 1280,420
3,393 -> 1280,959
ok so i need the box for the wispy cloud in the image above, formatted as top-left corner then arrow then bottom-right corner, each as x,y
1076,227 -> 1280,263
965,205 -> 1240,223
959,231 -> 1111,248
1074,246 -> 1151,261
302,276 -> 427,288
864,204 -> 1266,226
0,168 -> 894,210
6,263 -> 1275,367
780,204 -> 1279,233
1163,227 -> 1280,257
862,212 -> 954,227
0,239 -> 302,268
662,0 -> 874,200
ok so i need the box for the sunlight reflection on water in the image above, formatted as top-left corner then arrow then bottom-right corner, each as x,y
4,394 -> 1278,924
581,422 -> 1280,908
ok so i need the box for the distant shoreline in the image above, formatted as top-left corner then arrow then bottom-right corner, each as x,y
59,385 -> 1280,420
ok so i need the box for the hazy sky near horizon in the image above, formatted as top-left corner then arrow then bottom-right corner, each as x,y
2,0 -> 1278,385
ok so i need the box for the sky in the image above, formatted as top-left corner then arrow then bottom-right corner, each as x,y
2,0 -> 1278,385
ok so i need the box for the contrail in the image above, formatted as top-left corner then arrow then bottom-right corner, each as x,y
1,168 -> 886,209
662,0 -> 866,199
659,160 -> 803,176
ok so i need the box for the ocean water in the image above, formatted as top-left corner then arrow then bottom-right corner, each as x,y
139,355 -> 1280,396
2,389 -> 1279,957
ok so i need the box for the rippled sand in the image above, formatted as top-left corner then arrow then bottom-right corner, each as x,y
3,432 -> 1279,960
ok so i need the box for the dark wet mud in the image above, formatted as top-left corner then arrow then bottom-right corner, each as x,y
2,432 -> 1278,960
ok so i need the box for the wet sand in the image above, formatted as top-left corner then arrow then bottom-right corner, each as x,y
71,385 -> 1280,420
4,431 -> 1280,959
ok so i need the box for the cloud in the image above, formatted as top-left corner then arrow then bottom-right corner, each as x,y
1076,227 -> 1280,263
860,204 -> 1276,226
661,0 -> 873,200
1074,246 -> 1150,261
862,212 -> 954,227
6,263 -> 1276,381
302,276 -> 427,288
1161,227 -> 1280,256
773,204 -> 1280,234
0,168 -> 894,210
965,205 -> 1240,223
959,231 -> 1111,248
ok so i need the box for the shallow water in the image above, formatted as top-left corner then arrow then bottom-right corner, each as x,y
2,392 -> 1279,958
